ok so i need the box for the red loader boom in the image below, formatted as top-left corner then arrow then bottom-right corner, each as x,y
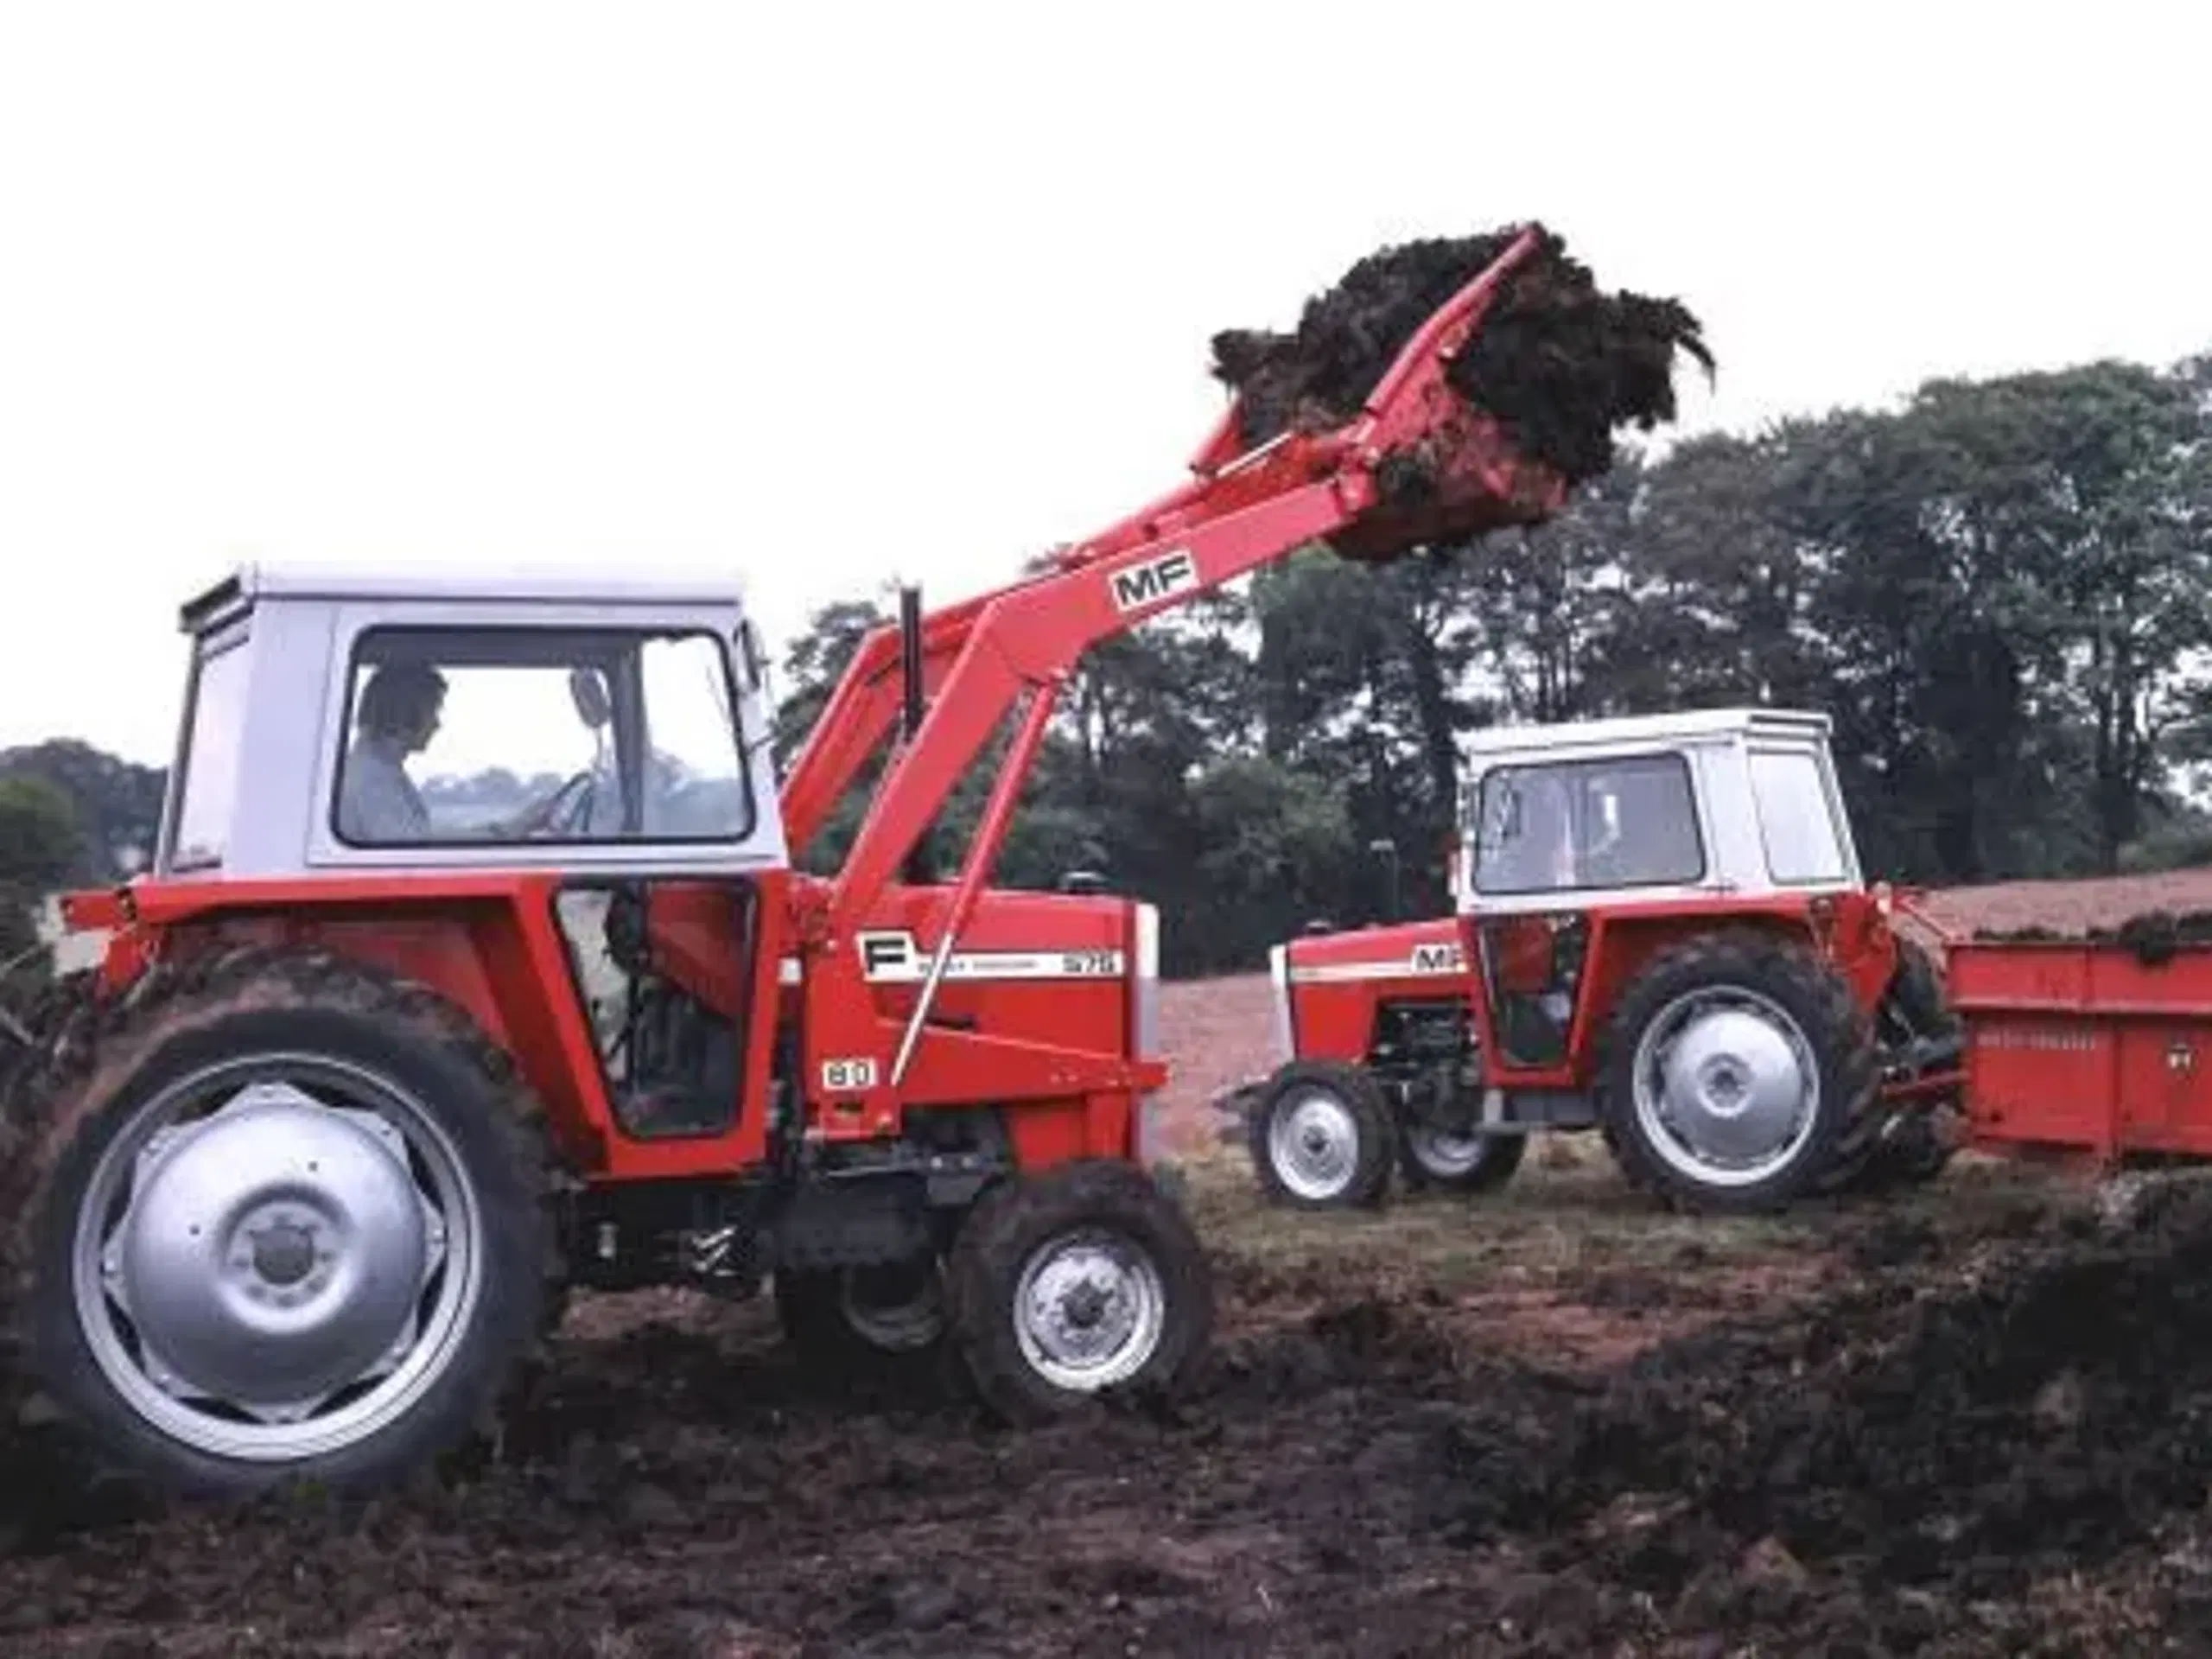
781,226 -> 1567,1131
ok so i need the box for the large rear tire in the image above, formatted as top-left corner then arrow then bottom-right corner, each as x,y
946,1161 -> 1211,1423
0,948 -> 559,1498
1883,936 -> 1956,1042
1246,1059 -> 1395,1211
1597,930 -> 1876,1215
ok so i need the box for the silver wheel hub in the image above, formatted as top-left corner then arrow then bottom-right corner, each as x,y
1633,989 -> 1820,1188
105,1085 -> 439,1420
1013,1231 -> 1165,1392
74,1059 -> 480,1461
1267,1090 -> 1360,1201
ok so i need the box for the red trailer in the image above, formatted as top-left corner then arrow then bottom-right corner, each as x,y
1936,920 -> 2212,1164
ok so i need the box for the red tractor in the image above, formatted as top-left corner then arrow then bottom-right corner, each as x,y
1224,709 -> 1965,1213
0,227 -> 1628,1496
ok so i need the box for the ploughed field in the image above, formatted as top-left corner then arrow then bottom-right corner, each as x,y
8,874 -> 2212,1656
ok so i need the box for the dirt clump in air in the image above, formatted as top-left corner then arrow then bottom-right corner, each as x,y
1210,223 -> 1712,483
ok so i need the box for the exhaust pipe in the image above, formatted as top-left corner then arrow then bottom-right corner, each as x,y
899,585 -> 935,885
899,584 -> 925,742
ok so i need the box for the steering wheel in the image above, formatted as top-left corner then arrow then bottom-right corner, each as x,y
506,769 -> 596,840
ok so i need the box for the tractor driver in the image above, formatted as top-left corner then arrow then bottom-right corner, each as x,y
1484,771 -> 1578,891
1529,775 -> 1578,887
337,663 -> 446,842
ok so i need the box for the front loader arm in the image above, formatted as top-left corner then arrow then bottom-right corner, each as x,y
788,226 -> 1569,1126
821,473 -> 1366,934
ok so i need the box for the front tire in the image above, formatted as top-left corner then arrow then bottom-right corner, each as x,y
774,1256 -> 948,1376
1246,1059 -> 1395,1210
2,948 -> 557,1498
1597,930 -> 1875,1214
1398,1121 -> 1526,1195
946,1161 -> 1211,1423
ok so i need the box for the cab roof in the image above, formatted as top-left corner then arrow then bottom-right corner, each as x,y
180,563 -> 752,635
1461,706 -> 1832,759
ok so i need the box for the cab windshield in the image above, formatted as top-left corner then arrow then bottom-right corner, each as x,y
1471,753 -> 1704,894
166,634 -> 251,872
332,625 -> 753,847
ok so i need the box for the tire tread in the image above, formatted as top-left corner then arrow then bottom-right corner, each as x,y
0,945 -> 564,1495
1596,928 -> 1877,1215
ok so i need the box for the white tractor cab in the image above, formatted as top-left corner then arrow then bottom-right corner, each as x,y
1236,706 -> 1958,1217
1454,707 -> 1863,917
157,566 -> 789,881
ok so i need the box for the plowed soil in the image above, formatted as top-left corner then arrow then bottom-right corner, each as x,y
8,872 -> 2212,1656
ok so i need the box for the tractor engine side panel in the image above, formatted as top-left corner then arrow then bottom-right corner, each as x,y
804,883 -> 1154,1171
857,887 -> 1135,1053
1281,919 -> 1469,1063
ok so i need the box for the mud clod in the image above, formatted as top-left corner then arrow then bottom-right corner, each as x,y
1211,223 -> 1712,484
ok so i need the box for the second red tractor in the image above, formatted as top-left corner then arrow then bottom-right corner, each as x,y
1223,708 -> 1965,1214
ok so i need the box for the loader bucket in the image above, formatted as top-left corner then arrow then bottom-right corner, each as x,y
1325,407 -> 1568,563
1199,220 -> 1697,565
1327,225 -> 1571,560
1187,231 -> 1572,565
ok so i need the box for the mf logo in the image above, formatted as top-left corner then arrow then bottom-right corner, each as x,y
1409,943 -> 1465,974
1109,549 -> 1198,613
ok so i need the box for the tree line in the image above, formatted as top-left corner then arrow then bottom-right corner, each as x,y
6,354 -> 2210,980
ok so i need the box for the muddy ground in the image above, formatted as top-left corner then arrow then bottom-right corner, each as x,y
12,1148 -> 2212,1656
11,873 -> 2212,1656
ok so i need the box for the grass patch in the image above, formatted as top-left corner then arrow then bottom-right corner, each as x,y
1178,1134 -> 2085,1306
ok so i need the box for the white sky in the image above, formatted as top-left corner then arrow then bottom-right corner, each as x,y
3,3 -> 2208,769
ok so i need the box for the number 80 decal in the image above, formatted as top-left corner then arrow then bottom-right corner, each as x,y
820,1057 -> 880,1092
